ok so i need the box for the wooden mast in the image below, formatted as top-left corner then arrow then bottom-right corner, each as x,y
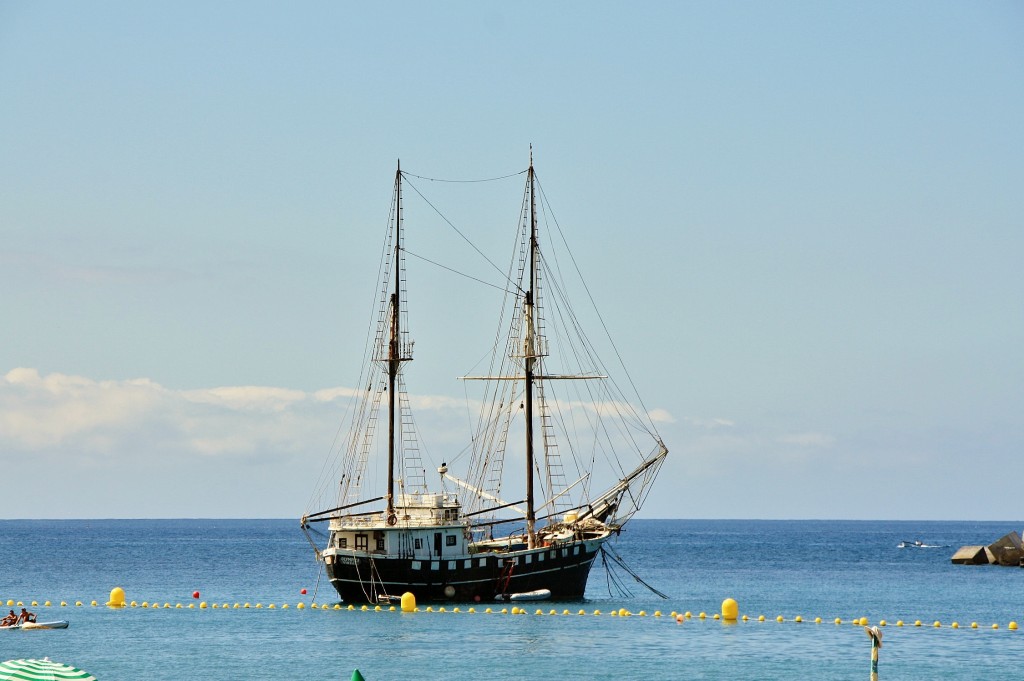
524,149 -> 538,548
386,160 -> 403,524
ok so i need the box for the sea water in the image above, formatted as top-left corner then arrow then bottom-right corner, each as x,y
2,519 -> 1023,680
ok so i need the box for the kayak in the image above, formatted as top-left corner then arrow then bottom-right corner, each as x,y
1,620 -> 70,630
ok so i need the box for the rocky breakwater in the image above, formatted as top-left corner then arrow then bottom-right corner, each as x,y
951,531 -> 1024,566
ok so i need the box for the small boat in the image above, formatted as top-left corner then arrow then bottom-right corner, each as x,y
898,540 -> 948,549
497,589 -> 552,602
1,620 -> 70,630
301,153 -> 668,603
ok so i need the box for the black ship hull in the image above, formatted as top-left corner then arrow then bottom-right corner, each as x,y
324,538 -> 604,604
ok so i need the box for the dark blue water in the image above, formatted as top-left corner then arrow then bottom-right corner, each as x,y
2,519 -> 1022,679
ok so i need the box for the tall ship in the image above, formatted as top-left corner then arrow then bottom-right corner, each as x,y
302,153 -> 667,603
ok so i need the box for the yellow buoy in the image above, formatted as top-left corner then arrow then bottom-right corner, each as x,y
951,622 -> 959,629
699,612 -> 707,620
834,618 -> 842,625
758,615 -> 765,622
971,622 -> 978,629
814,617 -> 822,624
106,587 -> 126,608
1010,621 -> 1018,630
776,615 -> 784,623
859,617 -> 869,626
794,616 -> 803,623
200,602 -> 208,609
721,598 -> 738,621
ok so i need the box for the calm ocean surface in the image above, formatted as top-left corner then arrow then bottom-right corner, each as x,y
2,519 -> 1023,680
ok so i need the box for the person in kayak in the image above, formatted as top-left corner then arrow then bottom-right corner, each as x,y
16,608 -> 36,624
0,610 -> 17,626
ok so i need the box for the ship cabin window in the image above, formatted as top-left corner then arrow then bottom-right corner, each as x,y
446,535 -> 457,547
415,538 -> 422,550
355,534 -> 368,551
338,537 -> 348,549
376,537 -> 385,551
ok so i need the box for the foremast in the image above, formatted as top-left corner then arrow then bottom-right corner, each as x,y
385,161 -> 411,525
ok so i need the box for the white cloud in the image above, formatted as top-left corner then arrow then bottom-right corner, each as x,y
684,416 -> 736,429
647,408 -> 676,424
0,368 -> 329,457
181,385 -> 308,411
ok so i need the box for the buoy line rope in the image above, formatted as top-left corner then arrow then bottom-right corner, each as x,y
2,597 -> 1021,631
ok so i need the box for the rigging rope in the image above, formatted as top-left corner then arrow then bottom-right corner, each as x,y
310,560 -> 323,605
401,169 -> 527,183
401,175 -> 523,293
600,545 -> 669,599
403,248 -> 511,293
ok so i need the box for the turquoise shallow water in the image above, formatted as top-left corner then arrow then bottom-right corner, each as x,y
2,519 -> 1023,679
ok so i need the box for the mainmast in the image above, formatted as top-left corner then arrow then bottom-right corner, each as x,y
523,149 -> 538,548
386,160 -> 407,525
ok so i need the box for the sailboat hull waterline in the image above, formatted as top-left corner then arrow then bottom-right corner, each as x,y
302,154 -> 667,604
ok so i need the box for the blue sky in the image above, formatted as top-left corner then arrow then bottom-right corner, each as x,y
1,2 -> 1021,519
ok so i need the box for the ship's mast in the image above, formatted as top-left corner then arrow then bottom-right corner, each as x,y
524,149 -> 538,548
386,161 -> 404,524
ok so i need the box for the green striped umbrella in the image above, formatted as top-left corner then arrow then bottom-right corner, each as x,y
0,658 -> 96,681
